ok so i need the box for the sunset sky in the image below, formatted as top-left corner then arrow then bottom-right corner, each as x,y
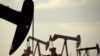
0,0 -> 100,56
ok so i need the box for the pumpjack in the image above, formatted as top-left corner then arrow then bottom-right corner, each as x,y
27,36 -> 50,56
49,34 -> 81,56
77,44 -> 100,56
0,0 -> 34,55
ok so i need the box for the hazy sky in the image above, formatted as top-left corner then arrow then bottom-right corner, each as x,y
0,0 -> 100,56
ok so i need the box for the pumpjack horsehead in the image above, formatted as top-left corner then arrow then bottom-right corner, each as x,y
0,0 -> 34,55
